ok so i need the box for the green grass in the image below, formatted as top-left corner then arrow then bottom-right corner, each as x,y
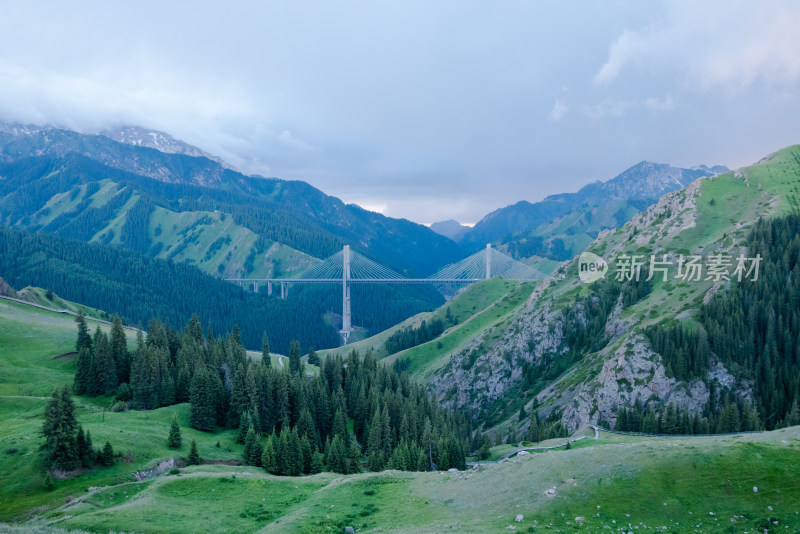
0,397 -> 244,523
14,287 -> 111,323
146,206 -> 317,279
10,427 -> 800,533
28,178 -> 320,280
323,278 -> 523,363
382,279 -> 536,379
0,298 -> 136,397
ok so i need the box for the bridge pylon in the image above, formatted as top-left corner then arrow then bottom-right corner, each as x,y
340,245 -> 352,344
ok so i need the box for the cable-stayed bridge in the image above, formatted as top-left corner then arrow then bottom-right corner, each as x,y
227,244 -> 543,343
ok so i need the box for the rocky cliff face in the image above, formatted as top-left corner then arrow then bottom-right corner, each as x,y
429,168 -> 755,433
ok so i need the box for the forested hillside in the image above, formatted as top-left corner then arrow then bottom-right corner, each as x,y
0,226 -> 442,352
460,161 -> 725,261
46,312 -> 470,477
421,145 -> 800,441
0,124 -> 464,277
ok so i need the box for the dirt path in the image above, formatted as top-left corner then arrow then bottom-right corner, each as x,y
468,426 -> 600,466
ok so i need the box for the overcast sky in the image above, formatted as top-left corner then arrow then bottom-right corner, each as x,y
1,1 -> 799,224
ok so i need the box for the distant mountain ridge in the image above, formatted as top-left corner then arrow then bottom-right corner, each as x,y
458,161 -> 728,259
0,121 -> 463,277
429,219 -> 470,241
99,125 -> 234,169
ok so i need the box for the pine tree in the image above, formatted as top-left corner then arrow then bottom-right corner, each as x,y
75,310 -> 92,353
261,332 -> 271,367
276,372 -> 290,431
187,440 -> 202,465
244,426 -> 263,467
347,441 -> 362,474
528,411 -> 541,442
786,400 -> 800,427
42,385 -> 79,470
327,434 -> 347,474
101,441 -> 114,467
168,414 -> 182,449
228,363 -> 247,427
160,361 -> 175,406
287,428 -> 302,476
74,347 -> 93,396
367,408 -> 384,471
261,435 -> 278,474
300,435 -> 313,474
310,450 -> 324,474
176,364 -> 191,404
80,429 -> 94,467
110,314 -> 130,385
380,405 -> 392,460
289,340 -> 301,375
94,327 -> 117,395
717,402 -> 741,433
277,427 -> 290,475
74,426 -> 87,469
332,408 -> 348,440
307,348 -> 320,367
190,366 -> 215,431
43,471 -> 55,491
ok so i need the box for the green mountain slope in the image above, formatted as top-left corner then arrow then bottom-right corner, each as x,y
0,123 -> 464,276
2,209 -> 800,534
462,161 -> 727,262
424,145 -> 800,438
0,225 -> 341,353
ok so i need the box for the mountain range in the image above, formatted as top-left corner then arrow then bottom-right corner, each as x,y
0,122 -> 463,278
449,160 -> 728,261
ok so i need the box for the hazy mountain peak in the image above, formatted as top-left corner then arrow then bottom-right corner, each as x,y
99,125 -> 233,169
429,219 -> 470,241
459,160 -> 728,250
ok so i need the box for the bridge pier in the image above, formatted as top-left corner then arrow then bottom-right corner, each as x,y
254,281 -> 258,294
281,282 -> 287,299
486,243 -> 491,280
341,245 -> 352,344
267,281 -> 272,296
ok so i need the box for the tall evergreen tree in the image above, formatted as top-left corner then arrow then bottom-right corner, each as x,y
307,348 -> 320,367
261,332 -> 271,367
190,366 -> 216,431
261,435 -> 278,474
168,414 -> 182,449
244,426 -> 263,467
80,429 -> 94,467
110,315 -> 130,385
237,411 -> 253,444
327,434 -> 347,474
289,340 -> 302,375
42,386 -> 79,470
528,410 -> 541,442
73,347 -> 93,396
187,440 -> 202,465
101,441 -> 115,467
75,310 -> 92,354
367,407 -> 385,471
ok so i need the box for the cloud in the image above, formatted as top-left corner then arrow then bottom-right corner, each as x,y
584,94 -> 674,118
594,0 -> 800,93
548,99 -> 568,122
